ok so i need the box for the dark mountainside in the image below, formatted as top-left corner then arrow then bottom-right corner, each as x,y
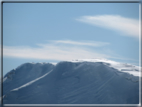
2,61 -> 139,104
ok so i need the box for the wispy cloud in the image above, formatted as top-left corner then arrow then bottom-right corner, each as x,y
3,40 -> 109,61
3,40 -> 138,64
76,15 -> 139,38
45,40 -> 110,47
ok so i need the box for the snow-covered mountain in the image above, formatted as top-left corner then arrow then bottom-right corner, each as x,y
2,59 -> 140,104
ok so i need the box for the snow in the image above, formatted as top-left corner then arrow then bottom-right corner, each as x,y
2,59 -> 140,104
12,70 -> 53,91
69,58 -> 141,77
3,77 -> 7,82
50,62 -> 57,65
3,62 -> 55,96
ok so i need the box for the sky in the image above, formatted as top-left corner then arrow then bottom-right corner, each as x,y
2,2 -> 140,76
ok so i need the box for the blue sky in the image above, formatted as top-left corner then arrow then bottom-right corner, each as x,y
3,2 -> 140,76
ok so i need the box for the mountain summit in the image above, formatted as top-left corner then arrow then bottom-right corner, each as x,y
3,59 -> 140,104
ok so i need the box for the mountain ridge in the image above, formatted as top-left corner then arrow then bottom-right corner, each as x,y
3,59 -> 140,104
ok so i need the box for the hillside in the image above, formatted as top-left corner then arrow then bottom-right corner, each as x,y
2,59 -> 140,104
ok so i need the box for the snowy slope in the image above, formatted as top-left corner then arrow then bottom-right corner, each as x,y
3,59 -> 140,104
70,58 -> 140,77
3,62 -> 55,95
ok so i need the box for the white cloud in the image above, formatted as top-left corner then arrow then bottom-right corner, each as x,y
76,15 -> 139,38
3,40 -> 137,63
48,40 -> 110,47
3,40 -> 109,61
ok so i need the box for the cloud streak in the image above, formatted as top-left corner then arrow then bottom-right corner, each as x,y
3,40 -> 109,61
48,40 -> 110,47
76,15 -> 139,38
3,40 -> 138,64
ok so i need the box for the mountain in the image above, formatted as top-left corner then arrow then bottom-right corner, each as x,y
2,59 -> 140,104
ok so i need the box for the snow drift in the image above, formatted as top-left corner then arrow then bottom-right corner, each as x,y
2,59 -> 140,104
